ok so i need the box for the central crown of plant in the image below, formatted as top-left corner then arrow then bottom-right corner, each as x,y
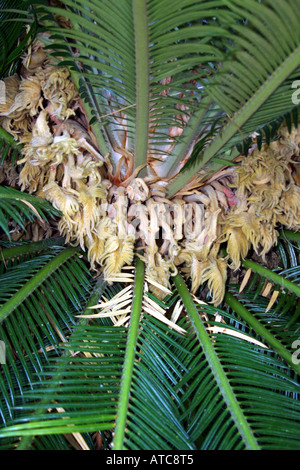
1,0 -> 300,306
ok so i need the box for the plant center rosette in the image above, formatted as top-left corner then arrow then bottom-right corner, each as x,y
1,37 -> 300,305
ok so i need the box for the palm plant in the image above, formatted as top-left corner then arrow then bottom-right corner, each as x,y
0,0 -> 300,450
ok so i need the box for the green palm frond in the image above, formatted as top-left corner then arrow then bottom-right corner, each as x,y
178,332 -> 300,450
0,240 -> 92,429
35,0 -> 236,171
228,286 -> 300,352
0,0 -> 37,78
277,230 -> 300,270
173,273 -> 300,449
205,335 -> 300,450
226,251 -> 300,352
236,107 -> 299,155
1,258 -> 300,450
0,128 -> 22,166
166,0 -> 300,195
27,432 -> 95,451
0,185 -> 61,239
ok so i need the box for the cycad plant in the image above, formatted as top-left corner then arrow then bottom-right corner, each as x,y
0,0 -> 300,450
